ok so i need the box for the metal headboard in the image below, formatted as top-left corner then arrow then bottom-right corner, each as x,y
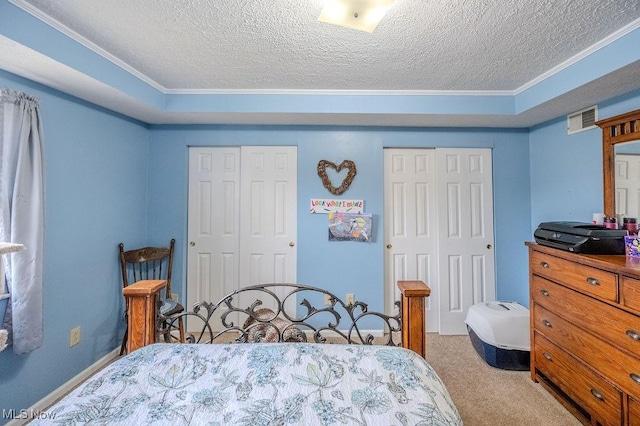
158,283 -> 402,347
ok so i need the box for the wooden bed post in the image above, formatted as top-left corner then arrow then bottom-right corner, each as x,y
122,279 -> 167,353
397,280 -> 431,358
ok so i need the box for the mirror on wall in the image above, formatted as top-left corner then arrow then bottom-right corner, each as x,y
598,108 -> 640,219
614,142 -> 640,219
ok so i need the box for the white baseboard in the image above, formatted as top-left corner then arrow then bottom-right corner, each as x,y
187,328 -> 391,341
5,347 -> 119,426
303,329 -> 385,339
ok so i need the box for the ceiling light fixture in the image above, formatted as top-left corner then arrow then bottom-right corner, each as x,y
318,0 -> 395,33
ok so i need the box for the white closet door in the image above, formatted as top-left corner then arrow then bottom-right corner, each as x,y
384,149 -> 439,332
239,146 -> 297,285
187,146 -> 297,332
187,147 -> 241,331
437,148 -> 495,335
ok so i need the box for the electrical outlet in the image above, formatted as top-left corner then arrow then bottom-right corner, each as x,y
69,327 -> 81,347
324,294 -> 332,306
171,293 -> 179,303
346,293 -> 355,305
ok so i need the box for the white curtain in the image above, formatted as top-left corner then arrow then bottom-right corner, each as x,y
0,88 -> 45,354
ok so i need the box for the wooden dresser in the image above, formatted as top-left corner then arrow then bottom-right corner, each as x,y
527,242 -> 640,426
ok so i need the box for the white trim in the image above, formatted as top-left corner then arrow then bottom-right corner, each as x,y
7,0 -> 166,92
218,329 -> 388,340
5,347 -> 120,426
11,0 -> 640,98
303,329 -> 385,339
164,88 -> 515,96
515,17 -> 640,94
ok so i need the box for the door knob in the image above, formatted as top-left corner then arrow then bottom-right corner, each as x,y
386,244 -> 392,249
190,241 -> 195,247
289,242 -> 295,247
486,244 -> 492,249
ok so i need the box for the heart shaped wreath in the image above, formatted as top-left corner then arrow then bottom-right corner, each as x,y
317,160 -> 357,195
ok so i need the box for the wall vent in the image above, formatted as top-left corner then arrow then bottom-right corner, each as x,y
567,106 -> 597,134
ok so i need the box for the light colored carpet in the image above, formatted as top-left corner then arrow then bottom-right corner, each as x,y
425,333 -> 581,426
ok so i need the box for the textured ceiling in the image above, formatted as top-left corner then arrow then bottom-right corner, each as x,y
15,0 -> 640,92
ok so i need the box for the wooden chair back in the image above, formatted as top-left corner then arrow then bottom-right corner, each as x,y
119,239 -> 175,297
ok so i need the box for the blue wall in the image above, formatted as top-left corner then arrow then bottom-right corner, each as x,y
529,118 -> 603,225
0,0 -> 639,419
2,65 -> 636,421
146,126 -> 533,314
529,89 -> 640,229
0,72 -> 531,418
0,70 -> 149,420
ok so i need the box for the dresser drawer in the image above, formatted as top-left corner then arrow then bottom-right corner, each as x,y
532,275 -> 640,358
531,250 -> 618,302
621,276 -> 640,315
629,396 -> 640,426
534,332 -> 622,425
533,303 -> 640,399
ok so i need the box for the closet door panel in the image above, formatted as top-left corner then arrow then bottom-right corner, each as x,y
437,148 -> 495,335
384,149 -> 439,332
187,147 -> 241,332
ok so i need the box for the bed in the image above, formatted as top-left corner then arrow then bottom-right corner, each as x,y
33,343 -> 460,425
32,281 -> 463,425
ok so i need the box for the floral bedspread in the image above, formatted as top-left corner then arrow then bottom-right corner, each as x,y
33,343 -> 462,425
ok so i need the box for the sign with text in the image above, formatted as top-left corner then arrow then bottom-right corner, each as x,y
310,199 -> 364,214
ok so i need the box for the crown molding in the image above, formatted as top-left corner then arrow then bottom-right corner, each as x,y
514,16 -> 640,94
8,0 -> 640,99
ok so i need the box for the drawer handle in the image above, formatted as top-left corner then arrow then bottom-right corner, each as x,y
542,319 -> 552,328
540,261 -> 549,268
590,388 -> 604,401
543,352 -> 552,361
586,277 -> 600,286
626,330 -> 640,341
540,289 -> 549,297
631,373 -> 640,384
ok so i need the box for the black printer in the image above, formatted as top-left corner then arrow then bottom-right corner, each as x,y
534,221 -> 628,254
